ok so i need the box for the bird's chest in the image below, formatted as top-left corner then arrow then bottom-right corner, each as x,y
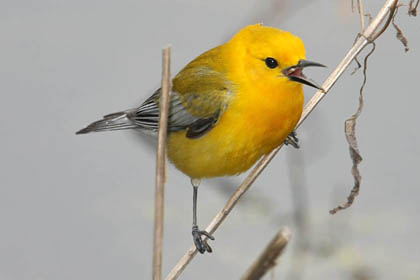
166,85 -> 304,178
226,84 -> 304,153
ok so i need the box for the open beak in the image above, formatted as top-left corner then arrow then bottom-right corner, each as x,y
282,59 -> 325,91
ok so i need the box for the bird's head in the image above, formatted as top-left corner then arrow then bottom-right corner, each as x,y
227,24 -> 324,91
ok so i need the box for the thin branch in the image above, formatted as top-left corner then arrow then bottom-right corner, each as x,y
351,35 -> 362,75
370,1 -> 397,41
330,42 -> 376,215
330,0 -> 397,214
392,6 -> 410,52
165,1 -> 398,279
352,0 -> 394,75
358,0 -> 366,32
241,228 -> 292,280
153,47 -> 171,280
409,0 -> 419,16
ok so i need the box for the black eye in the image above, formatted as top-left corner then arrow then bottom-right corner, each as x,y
265,57 -> 278,69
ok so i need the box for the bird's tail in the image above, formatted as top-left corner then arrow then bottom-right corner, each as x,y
76,111 -> 138,134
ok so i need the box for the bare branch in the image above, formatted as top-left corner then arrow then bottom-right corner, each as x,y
329,1 -> 397,214
351,35 -> 362,75
330,43 -> 375,215
165,1 -> 398,279
358,0 -> 366,32
370,1 -> 397,41
241,228 -> 292,280
409,0 -> 419,16
392,6 -> 410,52
153,47 -> 171,280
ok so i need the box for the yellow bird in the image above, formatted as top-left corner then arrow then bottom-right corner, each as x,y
77,24 -> 324,254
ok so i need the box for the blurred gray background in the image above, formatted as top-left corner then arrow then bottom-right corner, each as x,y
1,0 -> 420,279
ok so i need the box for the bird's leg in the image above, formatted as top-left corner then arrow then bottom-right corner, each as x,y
191,179 -> 215,254
284,130 -> 300,149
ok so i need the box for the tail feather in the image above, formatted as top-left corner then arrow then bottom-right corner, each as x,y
76,111 -> 138,134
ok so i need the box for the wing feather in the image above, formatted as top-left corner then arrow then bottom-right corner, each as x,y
131,66 -> 233,138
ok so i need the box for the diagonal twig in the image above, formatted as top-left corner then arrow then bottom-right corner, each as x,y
153,47 -> 171,280
241,228 -> 292,280
165,1 -> 398,279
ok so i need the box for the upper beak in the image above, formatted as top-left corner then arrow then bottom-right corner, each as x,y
282,59 -> 326,91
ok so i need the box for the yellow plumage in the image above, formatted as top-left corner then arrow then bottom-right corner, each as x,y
168,24 -> 306,178
77,23 -> 324,254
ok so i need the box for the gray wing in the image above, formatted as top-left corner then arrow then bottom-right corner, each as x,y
76,89 -> 226,137
76,66 -> 232,137
133,65 -> 234,138
75,89 -> 200,135
132,89 -> 220,138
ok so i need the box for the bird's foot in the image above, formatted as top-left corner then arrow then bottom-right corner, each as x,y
284,131 -> 300,149
192,225 -> 215,254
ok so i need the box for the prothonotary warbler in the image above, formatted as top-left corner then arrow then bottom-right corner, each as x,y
77,24 -> 325,254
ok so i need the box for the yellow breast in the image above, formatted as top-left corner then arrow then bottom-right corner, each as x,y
167,82 -> 304,179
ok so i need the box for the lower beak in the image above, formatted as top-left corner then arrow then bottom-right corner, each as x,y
282,59 -> 325,90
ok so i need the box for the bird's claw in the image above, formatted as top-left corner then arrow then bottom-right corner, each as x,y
284,131 -> 300,149
192,226 -> 215,254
